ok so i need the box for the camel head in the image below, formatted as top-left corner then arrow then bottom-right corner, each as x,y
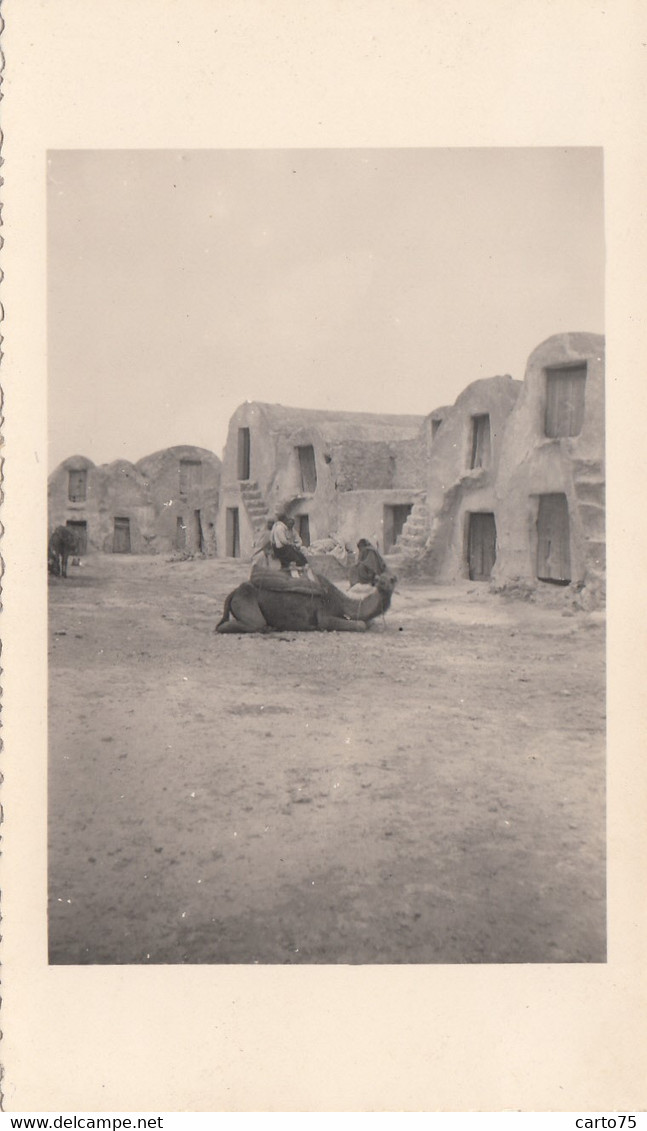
375,570 -> 398,601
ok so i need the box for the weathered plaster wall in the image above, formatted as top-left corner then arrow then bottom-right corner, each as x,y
48,456 -> 104,549
330,440 -> 395,491
96,460 -> 155,552
217,401 -> 426,558
423,406 -> 452,459
266,425 -> 338,540
337,489 -> 426,552
492,332 -> 605,589
48,446 -> 221,554
422,376 -> 522,579
389,435 -> 427,490
216,405 -> 340,556
137,446 -> 221,554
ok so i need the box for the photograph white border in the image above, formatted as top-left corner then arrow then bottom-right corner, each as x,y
2,0 -> 646,1112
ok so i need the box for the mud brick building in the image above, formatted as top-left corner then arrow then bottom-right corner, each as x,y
393,332 -> 605,600
49,332 -> 605,598
216,402 -> 427,559
48,445 -> 221,555
405,375 -> 523,579
492,332 -> 605,595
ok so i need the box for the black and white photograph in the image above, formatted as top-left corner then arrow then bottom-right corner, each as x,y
46,147 -> 606,967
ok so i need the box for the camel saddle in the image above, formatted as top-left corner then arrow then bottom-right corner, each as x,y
249,562 -> 327,596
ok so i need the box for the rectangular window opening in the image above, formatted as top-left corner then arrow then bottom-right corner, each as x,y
470,414 -> 491,469
68,469 -> 87,502
237,428 -> 251,480
179,459 -> 203,494
544,365 -> 587,438
296,445 -> 317,493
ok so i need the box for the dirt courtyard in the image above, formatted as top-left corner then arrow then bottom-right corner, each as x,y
48,554 -> 605,965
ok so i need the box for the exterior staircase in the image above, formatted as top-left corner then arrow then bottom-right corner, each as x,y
239,480 -> 271,537
385,498 -> 431,566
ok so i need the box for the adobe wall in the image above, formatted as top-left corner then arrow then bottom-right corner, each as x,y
217,402 -> 427,558
95,460 -> 156,552
492,332 -> 605,589
421,376 -> 522,579
422,407 -> 452,460
137,446 -> 221,554
219,403 -> 281,498
217,405 -> 340,556
389,434 -> 427,490
48,456 -> 105,550
330,440 -> 395,491
337,489 -> 426,553
49,446 -> 221,555
267,424 -> 338,539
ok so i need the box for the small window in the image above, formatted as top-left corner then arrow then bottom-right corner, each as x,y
470,414 -> 491,468
179,459 -> 202,494
545,365 -> 587,438
296,445 -> 317,493
68,469 -> 87,502
237,428 -> 251,480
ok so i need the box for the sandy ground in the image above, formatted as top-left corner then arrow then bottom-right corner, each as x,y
48,554 -> 605,965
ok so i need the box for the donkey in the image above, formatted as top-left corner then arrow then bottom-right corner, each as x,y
48,526 -> 79,578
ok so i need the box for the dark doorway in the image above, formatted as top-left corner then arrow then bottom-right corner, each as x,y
191,509 -> 205,553
113,517 -> 131,554
536,493 -> 571,583
297,514 -> 310,546
296,445 -> 317,493
467,512 -> 497,580
237,428 -> 251,480
545,365 -> 587,438
176,517 -> 186,550
226,507 -> 240,557
65,519 -> 88,554
470,414 -> 491,468
383,504 -> 412,552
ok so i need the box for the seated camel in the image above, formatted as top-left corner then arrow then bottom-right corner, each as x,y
215,565 -> 397,634
48,525 -> 79,578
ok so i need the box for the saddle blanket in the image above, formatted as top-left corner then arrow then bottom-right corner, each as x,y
250,563 -> 327,596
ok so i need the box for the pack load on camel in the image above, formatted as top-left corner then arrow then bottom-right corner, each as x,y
48,525 -> 79,578
215,561 -> 397,634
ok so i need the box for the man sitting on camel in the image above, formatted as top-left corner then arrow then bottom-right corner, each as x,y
270,513 -> 309,573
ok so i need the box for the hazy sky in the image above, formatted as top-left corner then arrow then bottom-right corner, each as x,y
48,148 -> 604,471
